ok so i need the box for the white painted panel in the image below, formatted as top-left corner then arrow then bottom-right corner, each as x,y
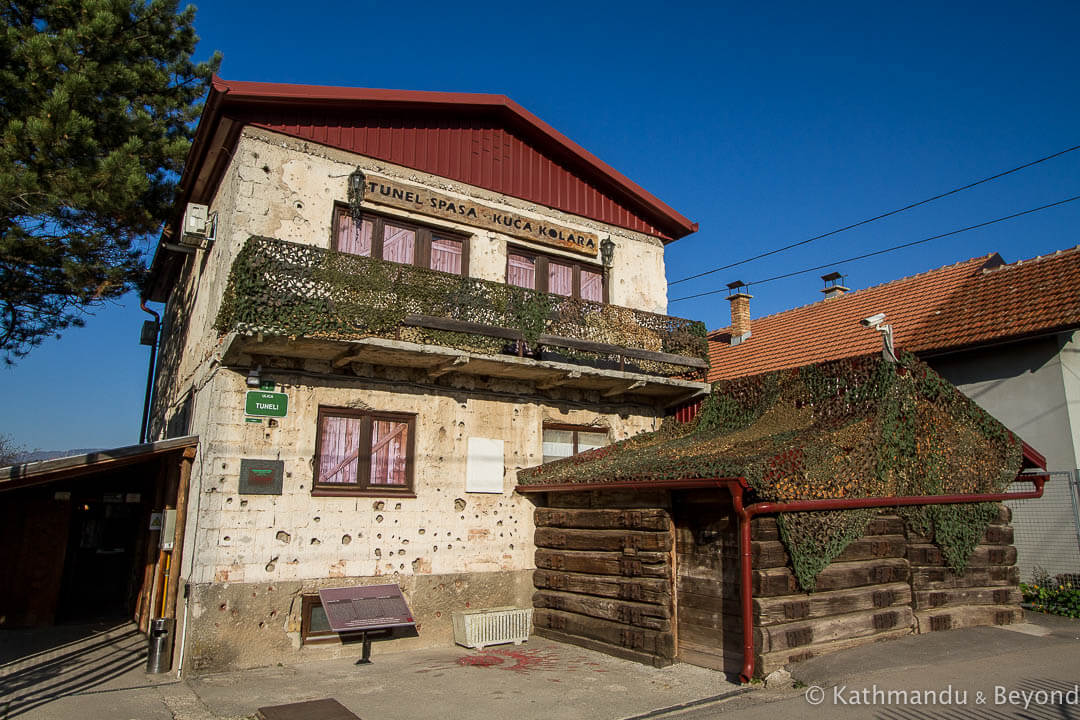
466,437 -> 505,494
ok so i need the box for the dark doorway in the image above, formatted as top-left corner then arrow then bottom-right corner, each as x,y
672,490 -> 743,675
56,490 -> 149,623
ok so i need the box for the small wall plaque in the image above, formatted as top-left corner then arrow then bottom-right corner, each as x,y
239,459 -> 285,495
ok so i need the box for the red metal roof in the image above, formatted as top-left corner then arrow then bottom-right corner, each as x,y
707,246 -> 1080,381
146,77 -> 697,301
190,77 -> 694,241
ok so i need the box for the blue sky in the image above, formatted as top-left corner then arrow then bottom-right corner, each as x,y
3,0 -> 1079,451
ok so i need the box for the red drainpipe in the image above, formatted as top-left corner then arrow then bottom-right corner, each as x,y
517,467 -> 1048,685
729,472 -> 1047,682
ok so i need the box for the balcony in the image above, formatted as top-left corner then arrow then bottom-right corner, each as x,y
214,237 -> 710,404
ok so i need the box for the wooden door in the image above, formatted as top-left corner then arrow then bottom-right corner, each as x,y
673,491 -> 742,674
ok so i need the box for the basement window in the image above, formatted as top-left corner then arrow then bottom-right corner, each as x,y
333,205 -> 469,276
542,424 -> 609,463
312,407 -> 416,497
300,595 -> 338,645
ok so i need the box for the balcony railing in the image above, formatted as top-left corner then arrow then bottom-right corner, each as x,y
215,237 -> 709,378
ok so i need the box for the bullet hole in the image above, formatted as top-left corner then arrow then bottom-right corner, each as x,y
252,592 -> 257,597
395,503 -> 402,510
276,531 -> 291,543
433,545 -> 438,552
294,201 -> 304,210
259,621 -> 266,629
310,538 -> 321,545
447,544 -> 452,549
270,610 -> 278,618
313,516 -> 321,523
460,516 -> 464,520
375,548 -> 382,557
219,603 -> 227,611
265,557 -> 277,572
226,497 -> 233,504
240,499 -> 248,507
435,611 -> 442,618
376,533 -> 382,539
373,501 -> 385,510
411,559 -> 420,571
474,514 -> 479,519
376,515 -> 384,523
455,537 -> 461,542
261,164 -> 271,173
223,536 -> 231,542
399,563 -> 404,570
496,520 -> 503,527
342,535 -> 352,545
465,602 -> 471,608
509,544 -> 514,550
499,533 -> 503,537
397,549 -> 405,555
419,529 -> 426,535
221,463 -> 227,469
454,498 -> 466,511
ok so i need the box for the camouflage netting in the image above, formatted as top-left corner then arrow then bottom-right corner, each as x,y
518,353 -> 1024,590
214,237 -> 708,378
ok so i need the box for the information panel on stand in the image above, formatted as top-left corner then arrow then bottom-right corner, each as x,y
317,584 -> 416,633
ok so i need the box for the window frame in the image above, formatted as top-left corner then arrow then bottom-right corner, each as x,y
300,594 -> 339,645
542,423 -> 610,463
331,203 -> 470,276
311,406 -> 417,498
505,245 -> 606,303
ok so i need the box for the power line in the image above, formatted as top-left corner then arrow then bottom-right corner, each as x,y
669,142 -> 1080,286
669,194 -> 1080,303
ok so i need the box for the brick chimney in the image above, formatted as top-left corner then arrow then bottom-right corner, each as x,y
821,271 -> 849,300
726,281 -> 752,346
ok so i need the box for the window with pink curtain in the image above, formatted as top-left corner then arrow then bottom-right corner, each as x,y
370,419 -> 409,485
335,209 -> 373,256
507,253 -> 536,289
317,415 -> 363,484
431,236 -> 463,274
383,223 -> 416,265
581,269 -> 603,302
548,262 -> 573,297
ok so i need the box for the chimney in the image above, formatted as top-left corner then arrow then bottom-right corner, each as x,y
726,281 -> 752,346
821,271 -> 849,300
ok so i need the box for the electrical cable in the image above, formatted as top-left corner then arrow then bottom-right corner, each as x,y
669,143 -> 1080,286
669,193 -> 1080,302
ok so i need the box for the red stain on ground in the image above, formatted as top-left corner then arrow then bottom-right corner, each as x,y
454,646 -> 560,674
457,655 -> 504,667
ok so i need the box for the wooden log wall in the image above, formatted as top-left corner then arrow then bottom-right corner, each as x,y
532,491 -> 677,667
909,504 -> 1023,632
751,514 -> 915,677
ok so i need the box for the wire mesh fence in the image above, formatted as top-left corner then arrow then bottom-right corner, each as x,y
1006,470 -> 1080,585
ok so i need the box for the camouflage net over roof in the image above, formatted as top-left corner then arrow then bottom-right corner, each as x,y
518,353 -> 1023,590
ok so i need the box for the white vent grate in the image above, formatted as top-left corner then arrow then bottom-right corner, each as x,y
452,607 -> 532,649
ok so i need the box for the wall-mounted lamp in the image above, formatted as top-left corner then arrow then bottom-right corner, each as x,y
600,236 -> 615,268
246,365 -> 262,388
348,167 -> 367,224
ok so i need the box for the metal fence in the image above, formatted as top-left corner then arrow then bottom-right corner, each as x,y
1006,470 -> 1080,584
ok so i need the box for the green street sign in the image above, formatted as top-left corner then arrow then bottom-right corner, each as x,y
245,391 -> 288,418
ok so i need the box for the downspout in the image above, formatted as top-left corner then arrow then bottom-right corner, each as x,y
139,299 -> 160,444
731,473 -> 1048,683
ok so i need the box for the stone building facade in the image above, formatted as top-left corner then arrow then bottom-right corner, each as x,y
144,78 -> 709,673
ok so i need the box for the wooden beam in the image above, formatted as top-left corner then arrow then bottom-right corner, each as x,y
603,379 -> 646,397
332,346 -> 359,368
401,314 -> 707,369
427,356 -> 470,378
164,446 -> 196,621
537,370 -> 581,390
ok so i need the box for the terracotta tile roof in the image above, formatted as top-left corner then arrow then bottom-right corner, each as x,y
707,245 -> 1080,381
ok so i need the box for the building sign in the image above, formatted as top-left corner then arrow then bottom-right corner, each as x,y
239,459 -> 285,495
363,177 -> 599,257
318,584 -> 416,632
245,391 -> 288,417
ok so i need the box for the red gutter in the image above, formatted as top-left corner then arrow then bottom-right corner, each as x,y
518,471 -> 1048,684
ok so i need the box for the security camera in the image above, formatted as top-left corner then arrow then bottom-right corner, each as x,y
860,313 -> 886,328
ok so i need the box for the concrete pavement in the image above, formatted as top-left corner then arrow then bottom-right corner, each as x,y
4,612 -> 1078,719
